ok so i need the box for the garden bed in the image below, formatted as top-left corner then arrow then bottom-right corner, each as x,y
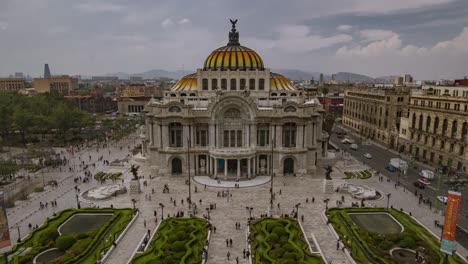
343,170 -> 372,179
327,208 -> 466,263
1,208 -> 133,264
131,217 -> 209,264
93,171 -> 123,181
250,217 -> 324,264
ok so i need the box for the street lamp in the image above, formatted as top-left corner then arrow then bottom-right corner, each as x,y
386,193 -> 391,209
131,199 -> 136,213
159,203 -> 165,220
206,208 -> 210,218
270,137 -> 275,209
187,137 -> 192,208
76,193 -> 81,209
16,224 -> 21,243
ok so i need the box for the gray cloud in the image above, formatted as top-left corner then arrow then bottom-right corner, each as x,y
0,0 -> 467,79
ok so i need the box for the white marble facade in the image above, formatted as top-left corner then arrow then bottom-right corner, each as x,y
143,21 -> 327,179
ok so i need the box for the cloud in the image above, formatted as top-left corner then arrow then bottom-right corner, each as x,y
0,21 -> 7,30
74,2 -> 125,13
161,18 -> 174,28
348,0 -> 456,14
337,25 -> 352,31
178,18 -> 190,25
359,29 -> 397,41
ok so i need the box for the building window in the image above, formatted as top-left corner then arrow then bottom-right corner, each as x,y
169,123 -> 183,147
426,116 -> 431,132
257,124 -> 270,146
249,78 -> 255,90
223,130 -> 242,147
460,146 -> 465,156
240,79 -> 246,90
418,114 -> 423,131
412,113 -> 416,129
212,79 -> 218,90
441,141 -> 445,150
451,120 -> 458,139
442,119 -> 448,137
221,79 -> 227,90
196,124 -> 209,146
433,117 -> 439,134
430,152 -> 434,162
282,122 -> 296,147
202,78 -> 208,90
259,79 -> 265,90
168,106 -> 181,112
462,122 -> 468,142
432,137 -> 436,146
449,144 -> 454,152
230,78 -> 236,90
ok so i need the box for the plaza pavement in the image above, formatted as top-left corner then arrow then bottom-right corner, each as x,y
6,133 -> 468,263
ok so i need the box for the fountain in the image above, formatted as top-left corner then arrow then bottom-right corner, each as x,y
338,183 -> 382,200
81,184 -> 127,201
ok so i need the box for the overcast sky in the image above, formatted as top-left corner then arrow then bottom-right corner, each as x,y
1,0 -> 468,79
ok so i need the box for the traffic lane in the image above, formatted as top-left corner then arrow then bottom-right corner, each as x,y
330,133 -> 468,237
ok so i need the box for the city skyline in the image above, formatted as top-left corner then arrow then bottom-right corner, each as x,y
1,0 -> 468,79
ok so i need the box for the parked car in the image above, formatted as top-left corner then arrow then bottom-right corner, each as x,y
350,144 -> 358,150
413,181 -> 426,189
364,153 -> 372,159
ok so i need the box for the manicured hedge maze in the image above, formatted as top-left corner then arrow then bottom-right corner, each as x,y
131,217 -> 209,264
327,208 -> 466,264
1,208 -> 133,264
250,217 -> 324,264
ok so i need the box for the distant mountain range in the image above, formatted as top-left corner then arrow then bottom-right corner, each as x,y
106,69 -> 387,82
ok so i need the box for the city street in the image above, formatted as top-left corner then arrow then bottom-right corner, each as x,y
331,124 -> 468,250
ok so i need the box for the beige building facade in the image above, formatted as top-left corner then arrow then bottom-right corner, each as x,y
401,85 -> 468,174
0,78 -> 25,92
144,21 -> 326,178
342,87 -> 410,148
34,75 -> 78,94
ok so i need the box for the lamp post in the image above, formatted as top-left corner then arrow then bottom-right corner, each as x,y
159,203 -> 164,220
131,199 -> 136,212
386,193 -> 391,209
16,224 -> 20,243
270,137 -> 274,209
187,137 -> 192,208
206,208 -> 210,218
76,193 -> 81,209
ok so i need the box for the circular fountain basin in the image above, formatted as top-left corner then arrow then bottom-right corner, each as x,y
339,183 -> 382,200
81,184 -> 126,201
34,248 -> 64,263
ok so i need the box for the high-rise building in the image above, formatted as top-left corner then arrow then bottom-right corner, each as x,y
404,74 -> 413,83
394,76 -> 404,85
44,64 -> 51,78
14,72 -> 24,78
319,73 -> 324,83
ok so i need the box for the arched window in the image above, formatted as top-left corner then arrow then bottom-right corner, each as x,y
170,93 -> 176,97
224,108 -> 241,118
221,79 -> 227,90
451,120 -> 458,139
280,93 -> 287,96
433,117 -> 439,134
211,79 -> 218,90
412,113 -> 416,129
230,78 -> 237,90
282,122 -> 296,147
462,122 -> 468,142
442,119 -> 448,136
169,123 -> 183,147
171,158 -> 182,174
283,158 -> 294,175
259,78 -> 265,90
271,93 -> 277,97
168,106 -> 181,112
426,116 -> 431,132
291,93 -> 297,96
249,78 -> 255,90
189,93 -> 196,96
418,114 -> 423,131
284,106 -> 296,112
180,93 -> 187,97
240,79 -> 246,90
202,78 -> 208,90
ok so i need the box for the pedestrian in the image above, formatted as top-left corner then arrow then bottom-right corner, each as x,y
227,251 -> 231,260
226,239 -> 229,247
230,238 -> 233,247
236,257 -> 239,264
336,240 -> 340,250
243,248 -> 246,258
144,220 -> 147,228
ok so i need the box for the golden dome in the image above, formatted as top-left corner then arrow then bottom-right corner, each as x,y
270,73 -> 296,91
203,45 -> 264,71
203,19 -> 264,71
171,73 -> 197,91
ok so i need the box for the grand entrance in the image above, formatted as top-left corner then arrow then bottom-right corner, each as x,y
213,157 -> 253,179
227,160 -> 237,177
172,158 -> 182,174
283,158 -> 294,175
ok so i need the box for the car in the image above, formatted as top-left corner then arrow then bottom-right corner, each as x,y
413,181 -> 426,189
437,196 -> 448,204
350,144 -> 358,150
364,153 -> 372,159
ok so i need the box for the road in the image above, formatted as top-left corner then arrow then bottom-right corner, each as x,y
330,125 -> 468,250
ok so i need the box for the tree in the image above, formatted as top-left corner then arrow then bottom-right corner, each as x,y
12,106 -> 36,146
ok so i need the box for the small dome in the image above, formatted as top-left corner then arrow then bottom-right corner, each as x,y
270,73 -> 296,91
203,20 -> 264,71
171,73 -> 197,91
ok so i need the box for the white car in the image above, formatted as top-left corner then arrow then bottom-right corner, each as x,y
437,196 -> 448,204
364,153 -> 372,159
341,139 -> 349,144
350,144 -> 358,150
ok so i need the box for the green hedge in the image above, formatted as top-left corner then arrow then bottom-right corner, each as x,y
131,217 -> 208,264
250,217 -> 324,264
94,172 -> 123,181
1,208 -> 133,264
327,208 -> 465,264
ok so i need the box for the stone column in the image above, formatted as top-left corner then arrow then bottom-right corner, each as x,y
224,159 -> 228,179
161,124 -> 168,149
209,124 -> 216,147
149,122 -> 154,146
195,155 -> 199,176
250,124 -> 257,147
214,158 -> 218,178
297,124 -> 303,149
248,158 -> 251,179
207,157 -> 211,175
237,159 -> 241,179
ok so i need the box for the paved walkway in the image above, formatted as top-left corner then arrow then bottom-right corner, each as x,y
193,176 -> 271,188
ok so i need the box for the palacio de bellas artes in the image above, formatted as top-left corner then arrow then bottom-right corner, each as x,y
142,20 -> 328,179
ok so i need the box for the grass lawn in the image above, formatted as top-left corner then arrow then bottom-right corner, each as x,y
131,217 -> 209,264
1,208 -> 133,264
250,217 -> 324,264
327,208 -> 466,264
